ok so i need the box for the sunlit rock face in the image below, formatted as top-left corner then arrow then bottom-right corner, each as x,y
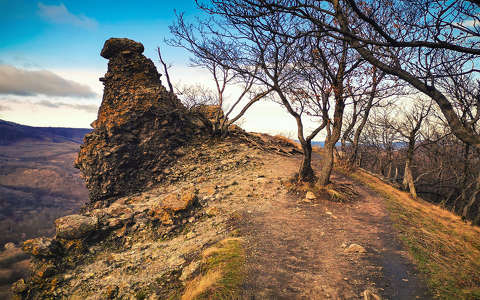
75,38 -> 203,204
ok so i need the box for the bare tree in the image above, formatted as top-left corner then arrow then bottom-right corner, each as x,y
157,47 -> 174,94
171,5 -> 334,182
341,66 -> 401,169
387,99 -> 433,198
234,0 -> 480,149
169,15 -> 272,137
332,0 -> 480,149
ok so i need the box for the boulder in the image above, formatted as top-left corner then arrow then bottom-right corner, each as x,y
152,189 -> 197,225
55,215 -> 98,240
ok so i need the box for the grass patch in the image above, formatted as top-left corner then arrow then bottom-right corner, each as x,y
348,169 -> 480,299
182,238 -> 245,300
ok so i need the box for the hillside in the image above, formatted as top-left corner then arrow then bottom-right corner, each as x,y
0,119 -> 91,145
0,121 -> 91,298
0,120 -> 91,247
8,38 -> 480,300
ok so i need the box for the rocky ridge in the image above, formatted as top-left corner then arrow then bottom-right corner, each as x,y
12,38 -> 300,299
15,136 -> 292,299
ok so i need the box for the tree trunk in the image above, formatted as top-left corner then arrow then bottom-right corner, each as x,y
348,91 -> 375,168
298,141 -> 315,182
462,173 -> 480,219
318,93 -> 345,186
403,137 -> 417,199
387,162 -> 393,179
403,159 -> 417,199
317,139 -> 335,186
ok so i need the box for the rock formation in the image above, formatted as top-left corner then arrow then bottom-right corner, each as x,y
75,38 -> 203,204
10,38 -> 305,300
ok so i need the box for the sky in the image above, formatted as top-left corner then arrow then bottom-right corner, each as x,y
0,0 -> 315,138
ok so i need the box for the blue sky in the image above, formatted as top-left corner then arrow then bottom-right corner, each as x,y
0,1 -> 302,137
1,0 -> 197,68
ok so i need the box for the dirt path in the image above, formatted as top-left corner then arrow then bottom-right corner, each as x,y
239,153 -> 431,299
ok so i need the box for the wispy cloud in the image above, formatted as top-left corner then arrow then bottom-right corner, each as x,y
36,100 -> 98,113
37,2 -> 98,29
0,104 -> 11,112
0,64 -> 96,98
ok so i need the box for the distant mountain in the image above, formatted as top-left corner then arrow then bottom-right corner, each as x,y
0,120 -> 91,248
312,141 -> 325,147
0,119 -> 92,145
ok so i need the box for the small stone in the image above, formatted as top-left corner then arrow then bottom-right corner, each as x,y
55,214 -> 98,240
4,242 -> 15,250
205,207 -> 219,217
344,243 -> 366,254
188,217 -> 195,223
402,278 -> 409,282
11,278 -> 27,294
362,289 -> 382,300
305,191 -> 316,200
63,274 -> 73,281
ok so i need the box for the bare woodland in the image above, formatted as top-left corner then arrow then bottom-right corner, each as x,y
166,0 -> 480,224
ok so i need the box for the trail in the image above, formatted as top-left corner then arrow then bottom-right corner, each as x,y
239,152 -> 431,299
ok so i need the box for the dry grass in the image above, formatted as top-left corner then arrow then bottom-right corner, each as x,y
350,169 -> 480,299
272,134 -> 301,150
182,238 -> 245,300
323,183 -> 359,202
182,270 -> 222,300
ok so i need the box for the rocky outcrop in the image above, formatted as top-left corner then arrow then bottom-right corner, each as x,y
13,187 -> 199,299
75,38 -> 203,204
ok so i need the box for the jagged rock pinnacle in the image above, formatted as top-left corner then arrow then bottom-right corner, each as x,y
75,37 -> 205,204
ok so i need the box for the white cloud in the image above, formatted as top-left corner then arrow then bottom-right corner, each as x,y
36,100 -> 98,113
0,103 -> 11,112
37,2 -> 98,29
0,97 -> 97,128
0,64 -> 97,98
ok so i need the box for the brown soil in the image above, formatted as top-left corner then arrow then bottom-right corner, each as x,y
238,153 -> 431,299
